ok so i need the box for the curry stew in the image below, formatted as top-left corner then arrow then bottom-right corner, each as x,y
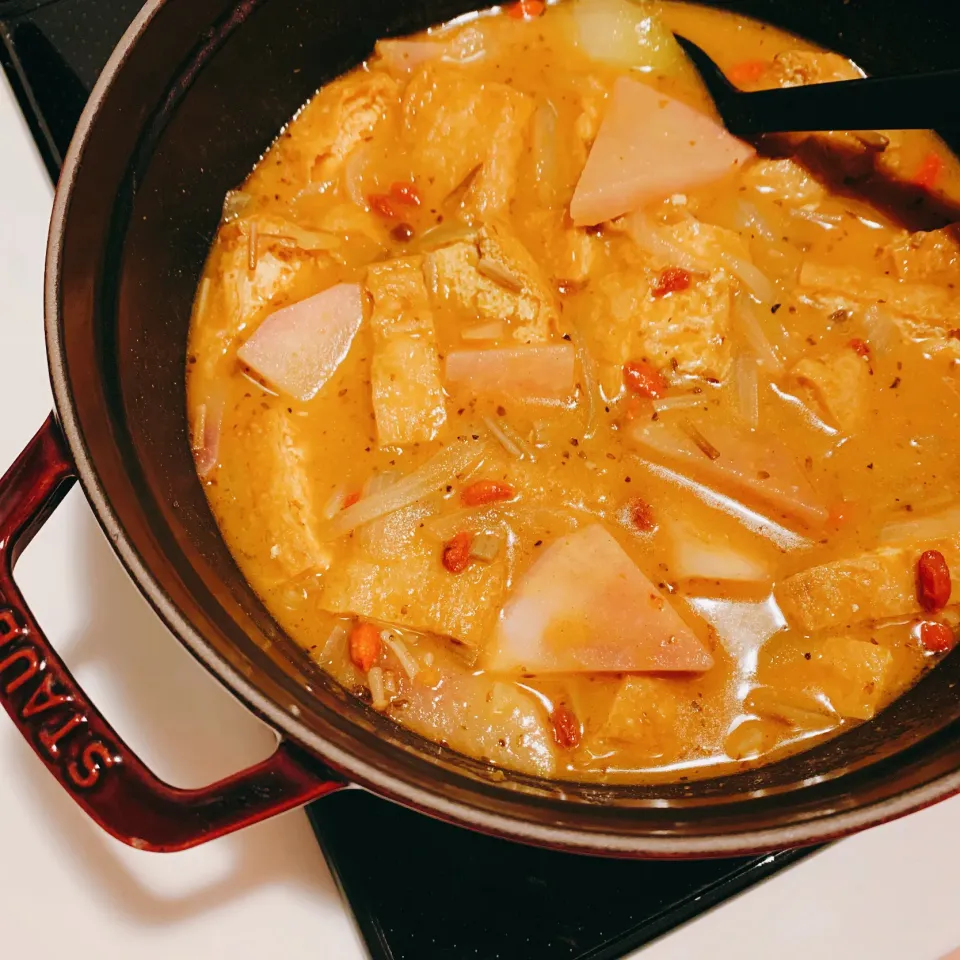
187,1 -> 960,783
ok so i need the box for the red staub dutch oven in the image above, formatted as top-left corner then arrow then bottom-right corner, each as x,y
1,0 -> 959,857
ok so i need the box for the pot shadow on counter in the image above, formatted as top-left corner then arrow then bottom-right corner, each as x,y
12,489 -> 345,924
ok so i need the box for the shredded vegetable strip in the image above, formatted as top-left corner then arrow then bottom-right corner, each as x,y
879,505 -> 960,545
735,297 -> 784,374
651,393 -> 706,413
482,415 -> 524,458
733,354 -> 760,428
383,634 -> 420,680
320,439 -> 489,540
680,419 -> 721,460
571,323 -> 600,440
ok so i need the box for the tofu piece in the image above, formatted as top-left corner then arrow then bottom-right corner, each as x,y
588,225 -> 736,389
769,50 -> 863,87
635,269 -> 734,381
662,218 -> 752,267
554,227 -> 601,285
775,537 -> 960,633
792,348 -> 870,432
741,158 -> 826,205
800,261 -> 960,326
366,257 -> 447,445
403,65 -> 534,215
881,225 -> 960,282
427,220 -> 558,342
321,539 -> 506,656
525,210 -> 604,286
597,676 -> 684,761
813,636 -> 895,720
219,405 -> 331,582
295,71 -> 400,181
799,261 -> 960,358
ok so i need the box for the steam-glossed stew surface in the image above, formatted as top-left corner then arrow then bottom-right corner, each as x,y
187,0 -> 960,783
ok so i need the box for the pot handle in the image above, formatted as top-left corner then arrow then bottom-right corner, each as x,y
0,416 -> 346,851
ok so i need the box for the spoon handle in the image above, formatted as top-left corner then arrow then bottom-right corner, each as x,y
725,70 -> 960,135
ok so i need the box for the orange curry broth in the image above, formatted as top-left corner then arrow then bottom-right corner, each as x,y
186,0 -> 960,783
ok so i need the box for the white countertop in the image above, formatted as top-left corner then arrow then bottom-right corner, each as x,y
1,71 -> 959,960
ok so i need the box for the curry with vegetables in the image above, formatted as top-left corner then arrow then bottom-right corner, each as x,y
187,0 -> 960,783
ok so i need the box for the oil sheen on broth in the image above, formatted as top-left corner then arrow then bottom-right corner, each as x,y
186,0 -> 960,783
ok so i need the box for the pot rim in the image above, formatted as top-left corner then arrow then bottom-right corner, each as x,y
43,0 -> 960,857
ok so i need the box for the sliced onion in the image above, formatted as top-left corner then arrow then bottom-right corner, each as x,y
194,276 -> 212,322
418,221 -> 477,250
532,99 -> 561,208
733,354 -> 760,429
259,222 -> 341,252
735,297 -> 784,374
425,506 -> 501,541
376,38 -> 448,73
768,383 -> 837,436
192,391 -> 225,478
482,415 -> 535,460
344,144 -> 373,209
733,199 -> 777,242
625,212 -> 712,273
717,249 -> 775,303
382,634 -> 419,680
222,190 -> 252,223
744,685 -> 837,730
651,393 -> 707,414
368,666 -> 387,708
320,439 -> 489,540
319,621 -> 351,663
364,470 -> 401,497
445,25 -> 488,64
462,321 -> 505,341
863,304 -> 901,354
878,505 -> 960,545
569,322 -> 600,440
788,207 -> 843,229
321,485 -> 348,520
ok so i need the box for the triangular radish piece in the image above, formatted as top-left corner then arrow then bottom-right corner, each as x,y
485,525 -> 713,674
570,77 -> 754,226
628,419 -> 828,528
238,282 -> 364,401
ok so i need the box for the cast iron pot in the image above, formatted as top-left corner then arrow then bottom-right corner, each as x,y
1,0 -> 959,856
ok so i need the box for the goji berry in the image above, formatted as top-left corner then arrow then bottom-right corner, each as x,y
917,549 -> 952,612
389,181 -> 422,206
652,266 -> 692,298
442,532 -> 473,573
550,704 -> 581,749
623,360 -> 669,399
462,479 -> 516,507
349,622 -> 382,672
919,620 -> 957,654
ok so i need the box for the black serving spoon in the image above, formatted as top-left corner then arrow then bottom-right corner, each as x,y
675,35 -> 960,135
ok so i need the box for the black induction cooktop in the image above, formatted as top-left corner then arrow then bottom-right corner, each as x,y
0,3 -> 811,956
